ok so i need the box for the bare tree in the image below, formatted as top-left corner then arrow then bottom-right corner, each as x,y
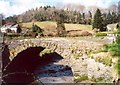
0,14 -> 4,26
88,6 -> 98,17
118,1 -> 120,23
109,4 -> 118,13
77,4 -> 85,13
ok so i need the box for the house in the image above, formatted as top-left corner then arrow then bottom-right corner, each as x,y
107,26 -> 111,31
0,23 -> 21,33
107,23 -> 119,31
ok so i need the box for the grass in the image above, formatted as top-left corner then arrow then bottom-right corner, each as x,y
92,76 -> 106,83
89,52 -> 112,66
74,74 -> 88,82
39,48 -> 54,56
22,21 -> 57,29
22,21 -> 93,32
114,61 -> 120,75
95,56 -> 112,66
65,23 -> 92,31
74,73 -> 112,83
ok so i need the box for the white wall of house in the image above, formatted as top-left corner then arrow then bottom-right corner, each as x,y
0,26 -> 9,33
0,25 -> 18,33
107,26 -> 112,31
9,27 -> 17,33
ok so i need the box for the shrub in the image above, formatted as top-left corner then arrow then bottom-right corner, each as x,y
31,24 -> 43,37
102,36 -> 120,56
56,21 -> 66,37
96,32 -> 107,36
103,44 -> 120,56
17,24 -> 22,33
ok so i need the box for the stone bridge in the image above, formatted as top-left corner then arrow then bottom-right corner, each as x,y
8,38 -> 102,60
1,37 -> 117,83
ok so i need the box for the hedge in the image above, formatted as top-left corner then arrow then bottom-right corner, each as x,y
96,32 -> 107,36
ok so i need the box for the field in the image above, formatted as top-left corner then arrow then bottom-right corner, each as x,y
21,21 -> 93,32
65,23 -> 92,31
22,21 -> 57,29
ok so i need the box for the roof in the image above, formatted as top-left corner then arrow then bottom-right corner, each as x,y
4,22 -> 15,26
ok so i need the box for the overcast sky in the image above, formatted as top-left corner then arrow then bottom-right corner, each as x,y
0,0 -> 119,17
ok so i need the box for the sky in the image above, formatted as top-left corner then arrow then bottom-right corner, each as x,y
0,0 -> 119,17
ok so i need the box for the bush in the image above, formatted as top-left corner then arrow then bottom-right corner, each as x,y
17,24 -> 22,33
96,32 -> 107,36
56,21 -> 66,37
103,41 -> 120,56
32,24 -> 43,34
